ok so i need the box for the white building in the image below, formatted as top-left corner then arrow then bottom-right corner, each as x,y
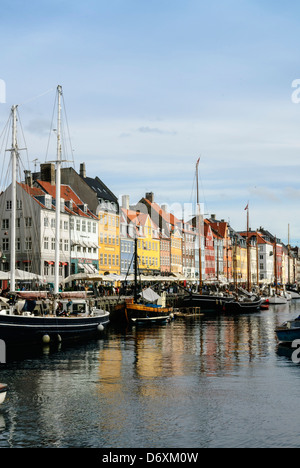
0,178 -> 99,287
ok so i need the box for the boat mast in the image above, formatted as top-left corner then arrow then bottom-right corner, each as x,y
288,224 -> 290,285
246,204 -> 251,292
196,157 -> 202,292
274,236 -> 277,295
54,85 -> 62,295
10,106 -> 18,292
134,237 -> 138,304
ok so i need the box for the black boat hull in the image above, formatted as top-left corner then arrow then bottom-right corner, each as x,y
223,300 -> 262,314
0,313 -> 110,346
181,294 -> 234,312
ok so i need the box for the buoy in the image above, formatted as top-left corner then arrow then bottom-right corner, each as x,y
57,334 -> 62,342
97,324 -> 104,332
42,334 -> 50,344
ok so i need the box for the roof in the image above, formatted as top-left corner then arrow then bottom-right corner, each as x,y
141,198 -> 181,227
34,180 -> 97,219
122,208 -> 160,238
83,176 -> 118,205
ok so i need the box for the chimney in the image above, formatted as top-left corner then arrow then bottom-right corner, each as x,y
211,214 -> 216,220
24,170 -> 33,188
122,195 -> 130,210
145,192 -> 154,203
80,162 -> 86,178
161,204 -> 168,213
40,163 -> 55,185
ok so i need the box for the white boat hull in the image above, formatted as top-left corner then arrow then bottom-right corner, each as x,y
268,296 -> 288,305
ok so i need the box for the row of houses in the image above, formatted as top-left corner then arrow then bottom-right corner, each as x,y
0,162 -> 298,287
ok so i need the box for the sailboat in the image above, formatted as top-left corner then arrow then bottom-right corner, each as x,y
0,86 -> 110,346
223,205 -> 262,314
113,238 -> 173,325
181,158 -> 233,313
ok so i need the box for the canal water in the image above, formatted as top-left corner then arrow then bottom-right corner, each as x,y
0,302 -> 300,448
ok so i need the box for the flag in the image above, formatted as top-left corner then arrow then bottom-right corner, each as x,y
244,204 -> 249,211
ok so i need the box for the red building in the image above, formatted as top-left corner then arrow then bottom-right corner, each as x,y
204,220 -> 215,280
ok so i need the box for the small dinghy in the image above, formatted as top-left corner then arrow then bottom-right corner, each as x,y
0,384 -> 8,404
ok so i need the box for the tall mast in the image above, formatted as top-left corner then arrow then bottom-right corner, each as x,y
54,85 -> 62,295
246,204 -> 251,292
134,237 -> 138,304
256,230 -> 259,286
288,224 -> 290,285
196,157 -> 202,292
274,236 -> 277,294
10,106 -> 18,292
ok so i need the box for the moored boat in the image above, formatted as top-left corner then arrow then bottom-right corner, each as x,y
223,297 -> 262,314
131,315 -> 171,325
276,317 -> 300,344
0,384 -> 8,404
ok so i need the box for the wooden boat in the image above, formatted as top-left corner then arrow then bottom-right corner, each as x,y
114,298 -> 173,324
181,293 -> 233,312
0,293 -> 110,346
113,238 -> 173,325
131,315 -> 171,325
276,317 -> 300,343
223,297 -> 262,314
0,384 -> 8,404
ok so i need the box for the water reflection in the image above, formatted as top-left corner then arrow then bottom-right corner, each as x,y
0,302 -> 299,447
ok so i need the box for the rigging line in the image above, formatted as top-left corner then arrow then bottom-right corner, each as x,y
18,88 -> 54,107
45,91 -> 58,162
62,94 -> 75,167
0,114 -> 12,190
16,107 -> 30,170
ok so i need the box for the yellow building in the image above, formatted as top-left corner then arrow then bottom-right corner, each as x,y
171,227 -> 182,274
126,211 -> 160,275
98,210 -> 120,275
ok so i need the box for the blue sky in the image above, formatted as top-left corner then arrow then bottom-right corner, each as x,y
1,0 -> 300,243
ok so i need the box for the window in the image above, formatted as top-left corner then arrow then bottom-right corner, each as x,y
51,238 -> 55,250
44,237 -> 49,250
16,238 -> 20,251
2,219 -> 9,229
64,221 -> 68,230
76,219 -> 80,231
2,238 -> 9,252
25,237 -> 32,251
25,217 -> 32,227
51,218 -> 55,228
6,200 -> 11,210
64,239 -> 69,252
44,217 -> 49,227
17,200 -> 22,210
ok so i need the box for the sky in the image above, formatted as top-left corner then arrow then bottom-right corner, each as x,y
1,0 -> 300,244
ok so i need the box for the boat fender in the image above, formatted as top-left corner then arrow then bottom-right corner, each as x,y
57,334 -> 62,342
42,334 -> 51,344
97,324 -> 104,332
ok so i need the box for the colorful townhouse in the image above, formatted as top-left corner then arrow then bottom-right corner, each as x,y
132,192 -> 183,276
204,220 -> 215,280
124,209 -> 161,275
207,216 -> 232,282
